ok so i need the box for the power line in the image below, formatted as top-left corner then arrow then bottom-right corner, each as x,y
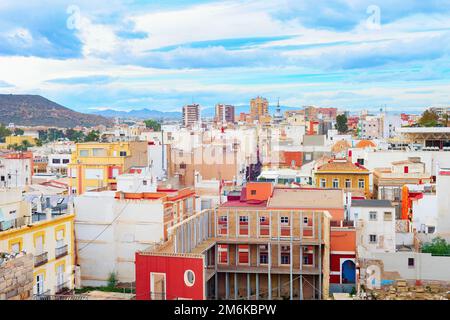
77,183 -> 155,253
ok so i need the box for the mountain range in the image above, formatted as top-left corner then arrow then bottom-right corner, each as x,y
0,94 -> 113,128
91,105 -> 298,119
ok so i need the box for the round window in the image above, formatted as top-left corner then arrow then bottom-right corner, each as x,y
184,270 -> 195,287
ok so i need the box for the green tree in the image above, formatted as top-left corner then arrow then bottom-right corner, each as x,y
47,128 -> 65,142
421,237 -> 450,256
335,114 -> 348,134
84,130 -> 100,142
442,113 -> 449,127
34,138 -> 43,147
13,128 -> 24,136
65,128 -> 85,142
144,119 -> 162,131
7,140 -> 33,151
418,110 -> 439,127
0,124 -> 12,143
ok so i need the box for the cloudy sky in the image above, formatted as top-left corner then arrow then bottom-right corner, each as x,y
0,0 -> 449,113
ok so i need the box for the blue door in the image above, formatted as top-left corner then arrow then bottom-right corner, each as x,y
341,260 -> 356,284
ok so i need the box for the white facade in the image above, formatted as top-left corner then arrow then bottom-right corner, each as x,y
74,191 -> 166,286
350,200 -> 396,253
0,155 -> 33,188
436,167 -> 450,235
47,153 -> 71,174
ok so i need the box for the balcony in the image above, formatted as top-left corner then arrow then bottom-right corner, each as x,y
34,252 -> 48,267
55,244 -> 68,259
0,217 -> 26,231
33,289 -> 51,300
55,281 -> 71,294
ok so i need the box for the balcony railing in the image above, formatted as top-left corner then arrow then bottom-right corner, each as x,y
55,281 -> 71,294
0,217 -> 26,231
34,252 -> 48,267
33,289 -> 51,300
55,244 -> 68,259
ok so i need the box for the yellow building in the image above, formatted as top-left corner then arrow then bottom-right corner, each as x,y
0,189 -> 75,297
5,135 -> 36,147
315,159 -> 370,197
68,141 -> 148,194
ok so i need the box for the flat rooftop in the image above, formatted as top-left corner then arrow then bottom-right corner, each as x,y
268,188 -> 344,209
351,199 -> 393,208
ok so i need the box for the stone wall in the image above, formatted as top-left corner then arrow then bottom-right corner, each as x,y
0,253 -> 34,300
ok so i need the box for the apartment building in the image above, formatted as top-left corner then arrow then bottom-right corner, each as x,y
74,171 -> 196,286
68,141 -> 148,194
350,199 -> 396,253
373,157 -> 432,218
182,104 -> 201,127
0,189 -> 75,298
0,151 -> 33,188
215,104 -> 235,124
135,183 -> 340,300
250,97 -> 269,121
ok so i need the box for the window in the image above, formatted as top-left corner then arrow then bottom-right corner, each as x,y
303,217 -> 308,225
280,246 -> 290,265
52,159 -> 61,164
219,216 -> 227,223
345,179 -> 351,188
218,245 -> 228,264
239,216 -> 248,223
369,212 -> 377,221
357,158 -> 365,165
281,255 -> 290,265
303,256 -> 309,265
404,166 -> 409,174
79,149 -> 89,157
369,234 -> 377,243
92,148 -> 107,157
260,216 -> 266,223
56,263 -> 64,281
259,245 -> 269,264
180,163 -> 186,169
35,274 -> 45,295
62,159 -> 70,164
260,253 -> 268,264
280,216 -> 289,224
408,258 -> 415,267
332,179 -> 339,188
119,151 -> 127,157
320,178 -> 326,188
384,212 -> 392,221
184,270 -> 195,287
11,242 -> 20,254
143,180 -> 148,186
358,179 -> 365,189
250,190 -> 257,195
238,245 -> 249,264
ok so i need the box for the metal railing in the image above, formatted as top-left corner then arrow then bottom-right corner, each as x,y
55,281 -> 71,294
34,252 -> 48,267
0,217 -> 26,231
33,290 -> 51,300
55,244 -> 68,259
33,293 -> 88,300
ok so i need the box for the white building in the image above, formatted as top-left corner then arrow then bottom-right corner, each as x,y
74,170 -> 196,286
47,153 -> 71,175
0,152 -> 33,188
350,199 -> 396,253
436,167 -> 450,235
